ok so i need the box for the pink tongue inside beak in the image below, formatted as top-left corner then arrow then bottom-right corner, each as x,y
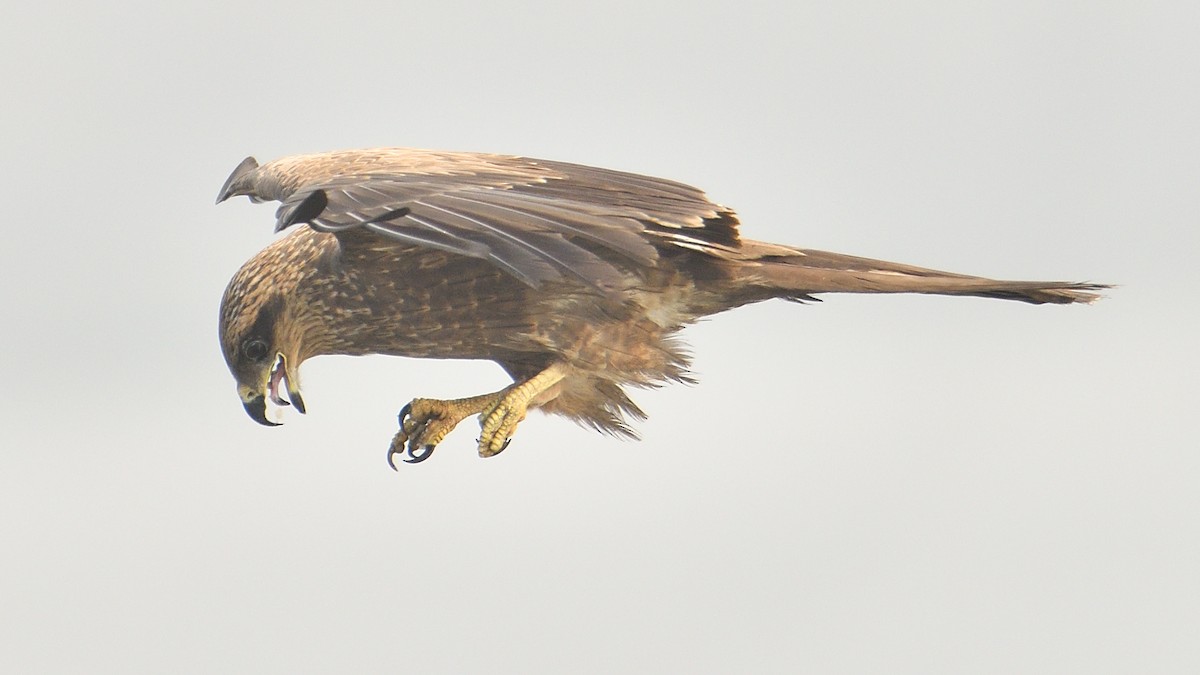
268,357 -> 290,407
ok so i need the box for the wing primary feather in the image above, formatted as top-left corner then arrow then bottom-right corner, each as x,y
361,221 -> 493,260
450,192 -> 659,267
365,206 -> 412,224
276,189 -> 329,232
534,159 -> 706,198
430,194 -> 622,288
419,198 -> 580,269
398,214 -> 493,258
406,210 -> 562,286
216,156 -> 259,203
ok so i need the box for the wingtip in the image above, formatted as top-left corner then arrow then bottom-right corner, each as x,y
276,189 -> 329,232
215,155 -> 260,204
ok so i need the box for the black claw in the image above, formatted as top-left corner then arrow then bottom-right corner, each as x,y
387,442 -> 434,468
389,401 -> 436,467
477,437 -> 514,456
404,444 -> 435,464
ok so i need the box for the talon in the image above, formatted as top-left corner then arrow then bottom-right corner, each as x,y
477,435 -> 514,458
404,444 -> 435,464
387,441 -> 404,471
383,380 -> 559,465
387,436 -> 434,468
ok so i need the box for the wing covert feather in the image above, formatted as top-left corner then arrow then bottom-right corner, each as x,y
250,148 -> 742,288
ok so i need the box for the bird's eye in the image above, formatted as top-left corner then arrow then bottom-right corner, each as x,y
242,338 -> 270,362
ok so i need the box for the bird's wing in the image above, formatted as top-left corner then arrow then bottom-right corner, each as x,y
266,152 -> 742,289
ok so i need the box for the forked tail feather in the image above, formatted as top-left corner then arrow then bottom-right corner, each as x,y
744,244 -> 1108,305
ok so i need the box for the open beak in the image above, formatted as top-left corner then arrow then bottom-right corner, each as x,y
239,353 -> 306,426
242,392 -> 280,427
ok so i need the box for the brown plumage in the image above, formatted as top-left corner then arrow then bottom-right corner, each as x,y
216,147 -> 1106,465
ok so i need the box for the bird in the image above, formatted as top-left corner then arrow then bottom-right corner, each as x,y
215,147 -> 1106,468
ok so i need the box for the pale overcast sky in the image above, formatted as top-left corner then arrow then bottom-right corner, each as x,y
2,1 -> 1197,673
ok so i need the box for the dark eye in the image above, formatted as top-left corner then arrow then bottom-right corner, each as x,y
242,338 -> 270,362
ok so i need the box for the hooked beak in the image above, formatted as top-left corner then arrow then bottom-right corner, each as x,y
242,392 -> 280,427
239,352 -> 306,426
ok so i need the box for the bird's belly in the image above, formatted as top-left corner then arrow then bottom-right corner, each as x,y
370,321 -> 531,361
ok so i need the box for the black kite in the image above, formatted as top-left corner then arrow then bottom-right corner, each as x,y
216,148 -> 1105,466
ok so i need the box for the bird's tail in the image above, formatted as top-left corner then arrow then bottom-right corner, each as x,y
738,242 -> 1107,305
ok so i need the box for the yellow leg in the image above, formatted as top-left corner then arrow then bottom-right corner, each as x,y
477,363 -> 568,457
387,363 -> 569,467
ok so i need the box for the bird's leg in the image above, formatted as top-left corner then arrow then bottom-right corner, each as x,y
389,392 -> 505,468
387,362 -> 570,467
477,362 -> 568,458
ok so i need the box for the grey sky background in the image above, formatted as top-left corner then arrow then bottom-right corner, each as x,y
2,1 -> 1196,673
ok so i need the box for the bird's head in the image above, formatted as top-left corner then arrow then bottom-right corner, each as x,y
219,279 -> 307,427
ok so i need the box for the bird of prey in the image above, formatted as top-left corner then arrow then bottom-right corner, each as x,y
216,148 -> 1105,467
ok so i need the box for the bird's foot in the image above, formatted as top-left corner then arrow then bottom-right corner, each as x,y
476,400 -> 523,458
387,363 -> 569,466
388,393 -> 502,468
476,363 -> 568,457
